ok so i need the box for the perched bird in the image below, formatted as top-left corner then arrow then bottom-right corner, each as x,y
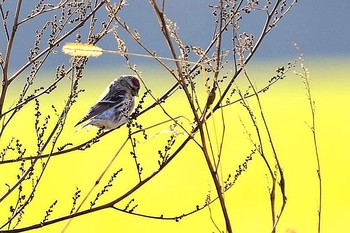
75,75 -> 140,130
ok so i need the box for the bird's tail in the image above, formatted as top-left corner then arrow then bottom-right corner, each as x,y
73,121 -> 91,133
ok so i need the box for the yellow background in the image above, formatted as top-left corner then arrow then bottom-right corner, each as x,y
1,57 -> 349,233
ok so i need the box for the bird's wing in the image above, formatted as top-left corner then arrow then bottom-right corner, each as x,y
75,90 -> 127,127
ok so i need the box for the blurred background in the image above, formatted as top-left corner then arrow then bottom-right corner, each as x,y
1,1 -> 349,233
2,0 -> 349,68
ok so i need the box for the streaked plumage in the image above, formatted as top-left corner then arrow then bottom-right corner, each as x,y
75,75 -> 140,130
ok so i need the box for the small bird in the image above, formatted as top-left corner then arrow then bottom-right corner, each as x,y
75,75 -> 140,130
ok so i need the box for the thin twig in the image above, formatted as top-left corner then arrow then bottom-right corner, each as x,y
242,67 -> 287,233
7,1 -> 104,84
1,61 -> 85,228
149,1 -> 233,232
0,0 -> 22,116
295,46 -> 322,233
60,138 -> 128,233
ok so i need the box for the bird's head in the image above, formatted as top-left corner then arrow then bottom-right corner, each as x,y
119,75 -> 140,97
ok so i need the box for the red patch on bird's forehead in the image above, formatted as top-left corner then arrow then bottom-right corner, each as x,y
131,77 -> 140,87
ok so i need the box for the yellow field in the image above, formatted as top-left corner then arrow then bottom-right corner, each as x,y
0,57 -> 349,233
